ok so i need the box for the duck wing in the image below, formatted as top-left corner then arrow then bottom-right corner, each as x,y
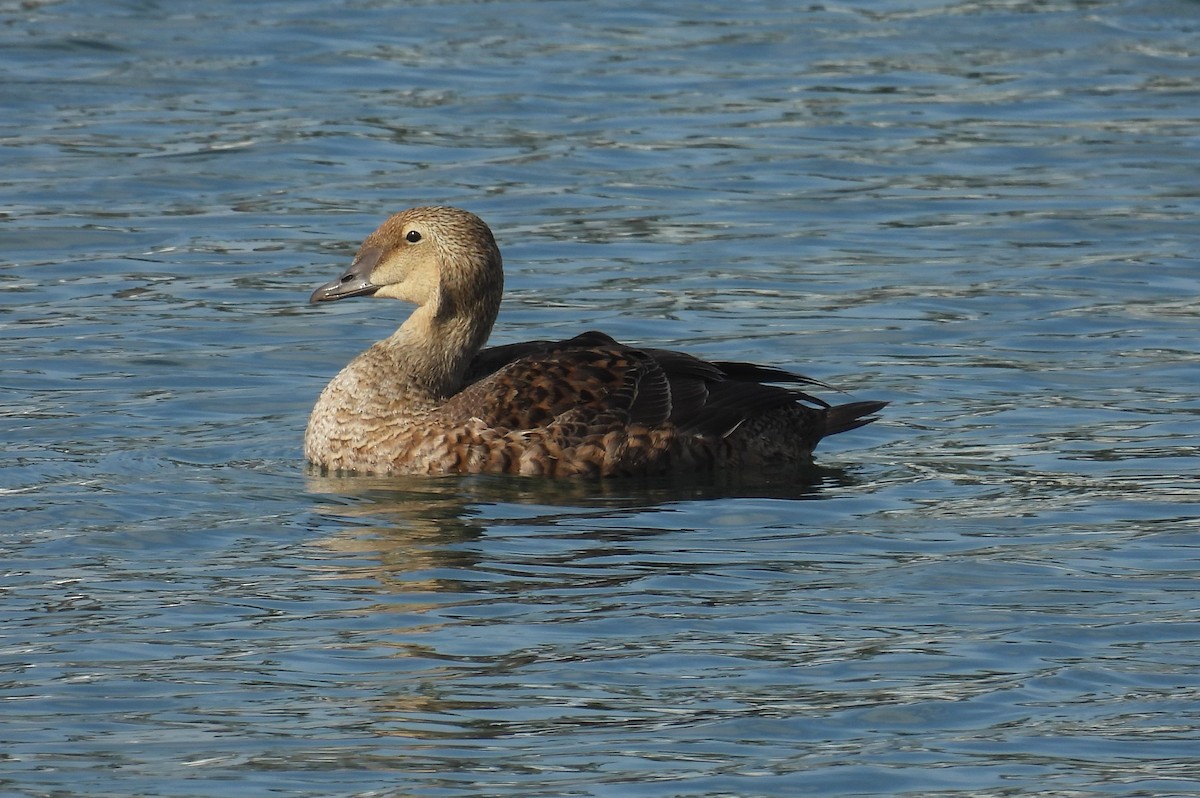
449,337 -> 674,432
455,331 -> 845,439
462,331 -> 622,386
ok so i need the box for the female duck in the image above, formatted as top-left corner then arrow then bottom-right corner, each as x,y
305,206 -> 885,477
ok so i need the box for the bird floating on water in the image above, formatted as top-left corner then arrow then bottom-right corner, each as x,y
305,206 -> 886,478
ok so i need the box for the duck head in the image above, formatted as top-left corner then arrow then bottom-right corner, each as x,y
310,206 -> 504,327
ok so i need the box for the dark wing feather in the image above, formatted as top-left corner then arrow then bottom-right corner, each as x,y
710,360 -> 831,390
677,381 -> 800,438
708,360 -> 833,409
463,331 -> 620,386
456,331 -> 873,441
449,341 -> 672,431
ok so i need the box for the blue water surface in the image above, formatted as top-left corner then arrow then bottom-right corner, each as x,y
2,0 -> 1198,796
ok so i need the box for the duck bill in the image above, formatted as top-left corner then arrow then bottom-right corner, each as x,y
309,246 -> 384,303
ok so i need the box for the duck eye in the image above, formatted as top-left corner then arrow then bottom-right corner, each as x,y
405,230 -> 422,243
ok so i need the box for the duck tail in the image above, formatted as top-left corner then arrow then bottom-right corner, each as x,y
824,400 -> 888,437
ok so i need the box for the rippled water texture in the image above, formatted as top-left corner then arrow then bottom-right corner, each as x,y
2,0 -> 1198,796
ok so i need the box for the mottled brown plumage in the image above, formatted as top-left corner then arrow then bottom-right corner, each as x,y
304,207 -> 886,477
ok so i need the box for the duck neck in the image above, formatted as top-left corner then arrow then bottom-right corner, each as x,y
381,300 -> 496,400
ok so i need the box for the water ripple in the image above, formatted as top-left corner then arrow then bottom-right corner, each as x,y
3,0 -> 1199,796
